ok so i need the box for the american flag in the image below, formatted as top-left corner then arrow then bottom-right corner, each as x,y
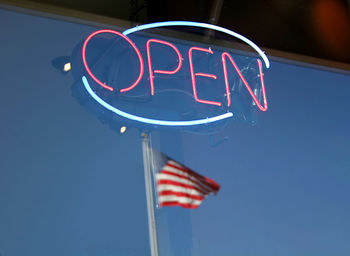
156,159 -> 220,209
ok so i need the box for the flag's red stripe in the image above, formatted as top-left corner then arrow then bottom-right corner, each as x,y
157,180 -> 207,194
166,162 -> 220,191
159,190 -> 204,200
166,162 -> 204,180
160,201 -> 199,209
202,176 -> 220,191
160,170 -> 211,193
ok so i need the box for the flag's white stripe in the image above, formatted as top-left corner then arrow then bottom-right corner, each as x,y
156,173 -> 209,193
157,184 -> 204,196
165,160 -> 216,191
167,160 -> 184,169
158,195 -> 203,205
158,169 -> 212,193
162,165 -> 213,192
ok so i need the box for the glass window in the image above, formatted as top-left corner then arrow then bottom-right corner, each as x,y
0,6 -> 349,256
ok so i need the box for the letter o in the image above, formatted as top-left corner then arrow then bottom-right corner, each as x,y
82,29 -> 144,92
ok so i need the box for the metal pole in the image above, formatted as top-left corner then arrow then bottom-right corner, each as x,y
205,0 -> 224,40
142,133 -> 159,256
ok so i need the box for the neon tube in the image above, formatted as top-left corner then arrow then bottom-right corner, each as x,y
82,29 -> 144,93
122,21 -> 270,69
222,53 -> 267,111
195,73 -> 217,79
146,39 -> 183,95
82,76 -> 233,126
188,47 -> 221,106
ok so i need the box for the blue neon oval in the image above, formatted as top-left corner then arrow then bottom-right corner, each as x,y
123,21 -> 270,69
82,76 -> 233,126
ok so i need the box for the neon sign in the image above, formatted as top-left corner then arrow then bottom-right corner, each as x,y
81,21 -> 269,127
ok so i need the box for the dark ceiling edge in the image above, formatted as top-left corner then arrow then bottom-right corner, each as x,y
0,0 -> 131,30
1,0 -> 350,75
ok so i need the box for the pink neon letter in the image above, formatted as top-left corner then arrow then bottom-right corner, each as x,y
221,52 -> 267,111
82,29 -> 144,92
188,47 -> 221,106
146,39 -> 183,95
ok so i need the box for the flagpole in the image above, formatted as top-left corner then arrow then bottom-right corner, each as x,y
141,133 -> 159,256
